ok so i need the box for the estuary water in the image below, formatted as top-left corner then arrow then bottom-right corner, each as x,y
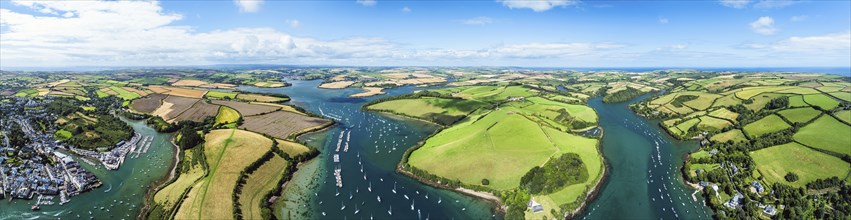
0,117 -> 176,220
577,95 -> 713,219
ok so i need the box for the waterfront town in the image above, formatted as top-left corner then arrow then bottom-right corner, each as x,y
0,97 -> 136,209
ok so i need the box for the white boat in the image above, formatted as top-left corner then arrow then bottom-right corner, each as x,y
438,198 -> 441,204
388,205 -> 392,215
341,201 -> 346,210
354,204 -> 360,214
404,195 -> 409,200
392,182 -> 397,194
368,182 -> 372,192
411,200 -> 415,210
377,196 -> 381,203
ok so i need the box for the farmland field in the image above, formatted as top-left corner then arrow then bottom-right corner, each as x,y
366,97 -> 488,124
742,115 -> 790,138
215,106 -> 240,125
697,116 -> 732,130
408,107 -> 600,191
150,85 -> 207,98
276,139 -> 311,156
171,99 -> 219,122
777,107 -> 821,124
318,81 -> 355,89
211,100 -> 279,116
711,129 -> 748,143
836,110 -> 851,124
130,93 -> 168,113
236,94 -> 288,102
829,92 -> 851,102
152,96 -> 199,120
205,91 -> 238,99
803,94 -> 840,110
152,149 -> 205,217
174,129 -> 273,220
788,95 -> 809,107
707,108 -> 738,122
793,115 -> 851,155
240,111 -> 331,139
238,155 -> 288,220
750,142 -> 850,188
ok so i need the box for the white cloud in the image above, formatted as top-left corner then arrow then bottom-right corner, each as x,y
401,6 -> 411,13
356,0 -> 376,7
790,15 -> 808,22
462,16 -> 494,25
497,0 -> 578,12
753,0 -> 800,9
234,0 -> 262,13
658,17 -> 669,24
750,16 -> 777,35
286,19 -> 300,28
720,0 -> 750,8
0,0 -> 627,67
745,31 -> 851,53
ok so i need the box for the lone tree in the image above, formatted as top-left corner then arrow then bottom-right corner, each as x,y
785,172 -> 799,182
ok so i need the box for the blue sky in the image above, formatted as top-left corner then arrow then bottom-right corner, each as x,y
1,0 -> 849,68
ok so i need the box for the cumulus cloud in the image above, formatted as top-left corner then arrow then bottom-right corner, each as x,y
720,0 -> 750,8
658,17 -> 669,24
744,31 -> 851,53
401,6 -> 411,13
234,0 -> 262,13
750,16 -> 778,35
0,0 -> 627,67
497,0 -> 578,12
462,16 -> 493,25
356,0 -> 376,7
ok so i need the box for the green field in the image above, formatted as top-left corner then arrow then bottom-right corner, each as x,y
408,107 -> 601,191
214,106 -> 241,126
109,86 -> 140,100
707,108 -> 738,121
787,95 -> 809,107
689,163 -> 721,177
54,129 -> 72,140
367,97 -> 488,124
697,116 -> 732,130
750,142 -> 850,188
671,118 -> 700,136
803,94 -> 840,110
777,107 -> 821,124
711,129 -> 748,143
829,92 -> 851,102
743,115 -> 790,138
836,110 -> 851,124
793,115 -> 851,155
206,91 -> 238,99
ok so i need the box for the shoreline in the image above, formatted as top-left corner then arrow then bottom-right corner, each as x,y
137,134 -> 180,219
395,166 -> 506,213
564,126 -> 608,219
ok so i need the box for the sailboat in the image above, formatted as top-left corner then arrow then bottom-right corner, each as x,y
354,204 -> 360,214
392,182 -> 397,194
388,205 -> 393,215
404,195 -> 409,200
349,192 -> 353,200
341,201 -> 346,210
368,182 -> 372,192
411,200 -> 415,210
335,188 -> 340,197
438,197 -> 442,204
377,195 -> 381,203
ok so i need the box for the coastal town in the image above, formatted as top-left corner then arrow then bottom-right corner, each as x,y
0,97 -> 137,210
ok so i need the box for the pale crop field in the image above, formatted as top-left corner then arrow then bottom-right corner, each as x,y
743,115 -> 790,138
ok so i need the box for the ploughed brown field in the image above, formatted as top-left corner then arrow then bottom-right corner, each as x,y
172,100 -> 220,122
153,96 -> 200,120
239,111 -> 330,139
211,100 -> 279,116
130,93 -> 168,113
